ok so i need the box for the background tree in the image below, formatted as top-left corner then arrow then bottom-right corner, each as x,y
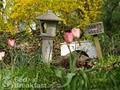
102,0 -> 120,37
2,0 -> 103,35
100,0 -> 120,55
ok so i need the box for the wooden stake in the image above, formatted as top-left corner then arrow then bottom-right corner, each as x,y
93,35 -> 103,60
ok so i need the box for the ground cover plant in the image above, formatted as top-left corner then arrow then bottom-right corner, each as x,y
0,50 -> 120,90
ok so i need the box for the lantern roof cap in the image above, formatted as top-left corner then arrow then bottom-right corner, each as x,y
36,10 -> 62,21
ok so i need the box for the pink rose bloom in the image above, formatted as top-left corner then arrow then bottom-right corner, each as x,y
0,52 -> 5,60
64,32 -> 73,43
71,28 -> 80,38
7,38 -> 15,47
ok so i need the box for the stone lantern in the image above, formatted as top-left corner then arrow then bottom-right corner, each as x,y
36,10 -> 62,63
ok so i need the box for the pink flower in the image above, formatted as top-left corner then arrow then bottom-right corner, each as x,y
7,38 -> 15,47
0,52 -> 5,60
71,28 -> 80,38
64,32 -> 73,43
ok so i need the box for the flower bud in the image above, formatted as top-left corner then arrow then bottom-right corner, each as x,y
0,52 -> 5,60
64,32 -> 73,43
71,28 -> 80,38
7,38 -> 15,47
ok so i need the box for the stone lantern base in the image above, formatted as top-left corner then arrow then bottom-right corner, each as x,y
40,35 -> 54,63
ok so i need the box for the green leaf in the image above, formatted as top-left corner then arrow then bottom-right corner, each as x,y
85,67 -> 100,73
80,70 -> 89,90
70,73 -> 79,90
53,67 -> 63,79
63,73 -> 76,87
109,72 -> 118,90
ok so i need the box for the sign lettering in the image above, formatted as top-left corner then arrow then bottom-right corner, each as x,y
85,22 -> 104,35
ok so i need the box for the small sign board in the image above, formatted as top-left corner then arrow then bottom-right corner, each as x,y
85,22 -> 104,35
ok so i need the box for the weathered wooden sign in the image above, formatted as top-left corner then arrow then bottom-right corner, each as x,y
85,22 -> 104,60
85,22 -> 104,35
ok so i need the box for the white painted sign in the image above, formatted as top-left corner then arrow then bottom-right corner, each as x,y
85,22 -> 104,35
60,41 -> 97,59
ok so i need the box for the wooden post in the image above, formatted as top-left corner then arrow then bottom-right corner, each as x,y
85,22 -> 104,60
93,35 -> 103,60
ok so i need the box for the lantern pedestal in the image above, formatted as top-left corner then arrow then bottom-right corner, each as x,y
40,35 -> 54,63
